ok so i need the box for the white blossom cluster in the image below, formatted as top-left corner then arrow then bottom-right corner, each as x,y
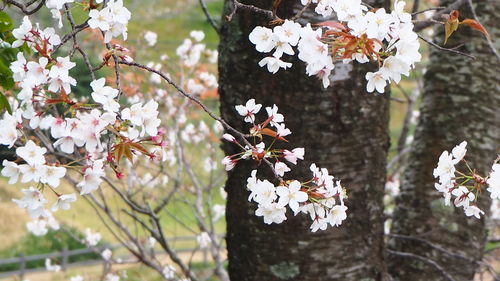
176,30 -> 217,67
433,141 -> 500,219
88,0 -> 131,43
222,99 -> 347,231
11,16 -> 61,51
46,0 -> 75,28
175,31 -> 219,95
144,31 -> 158,46
2,14 -> 166,234
45,258 -> 61,272
249,0 -> 421,93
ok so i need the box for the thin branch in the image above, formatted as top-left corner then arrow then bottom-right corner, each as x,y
412,6 -> 446,16
418,34 -> 476,59
388,233 -> 475,262
198,0 -> 220,34
54,21 -> 89,53
76,47 -> 97,81
102,176 -> 150,214
466,0 -> 500,64
389,234 -> 500,281
291,0 -> 311,21
387,249 -> 458,281
413,0 -> 467,32
150,207 -> 200,281
3,0 -> 45,15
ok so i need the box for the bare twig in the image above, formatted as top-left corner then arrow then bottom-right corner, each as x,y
418,34 -> 476,59
412,6 -> 447,16
389,233 -> 500,281
413,0 -> 467,32
54,21 -> 90,53
466,0 -> 500,64
198,0 -> 220,34
291,0 -> 311,21
3,0 -> 45,14
387,249 -> 458,281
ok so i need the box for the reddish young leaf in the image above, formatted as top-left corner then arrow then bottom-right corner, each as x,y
261,128 -> 288,142
461,19 -> 490,38
318,21 -> 347,32
129,142 -> 149,155
114,143 -> 125,164
444,10 -> 460,45
123,145 -> 133,163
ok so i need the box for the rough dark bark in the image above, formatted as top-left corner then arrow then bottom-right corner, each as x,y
218,1 -> 390,280
389,0 -> 500,280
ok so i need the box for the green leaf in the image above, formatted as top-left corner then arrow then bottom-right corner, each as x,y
0,11 -> 13,33
0,74 -> 14,90
0,57 -> 14,90
0,92 -> 12,114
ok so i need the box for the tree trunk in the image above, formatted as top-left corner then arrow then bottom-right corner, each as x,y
389,0 -> 500,280
218,1 -> 390,280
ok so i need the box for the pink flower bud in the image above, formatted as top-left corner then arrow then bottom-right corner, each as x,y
222,133 -> 236,142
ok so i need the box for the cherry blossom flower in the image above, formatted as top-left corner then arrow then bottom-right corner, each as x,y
465,205 -> 484,219
105,273 -> 120,281
49,56 -> 76,80
276,180 -> 308,214
452,186 -> 475,208
235,99 -> 262,123
365,8 -> 395,40
162,265 -> 176,279
258,57 -> 292,74
12,186 -> 48,218
16,140 -> 47,166
283,148 -> 305,165
26,57 -> 50,87
144,31 -> 158,46
433,150 -> 456,182
12,16 -> 33,48
51,193 -> 76,211
487,164 -> 500,199
273,20 -> 301,46
255,202 -> 287,224
249,26 -> 275,53
221,156 -> 236,171
451,141 -> 467,163
1,160 -> 20,184
101,248 -> 113,260
274,162 -> 291,177
248,178 -> 277,206
45,258 -> 61,272
190,30 -> 205,42
78,160 -> 105,195
196,232 -> 211,249
84,228 -> 102,246
365,71 -> 389,93
40,165 -> 67,187
328,205 -> 348,226
91,78 -> 120,113
265,104 -> 284,127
